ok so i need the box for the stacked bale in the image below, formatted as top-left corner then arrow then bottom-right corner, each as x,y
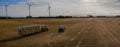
16,26 -> 24,36
16,24 -> 48,36
58,25 -> 67,32
41,25 -> 48,32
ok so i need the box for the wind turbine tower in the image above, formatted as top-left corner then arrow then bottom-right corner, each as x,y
26,0 -> 32,17
1,0 -> 8,19
48,3 -> 51,17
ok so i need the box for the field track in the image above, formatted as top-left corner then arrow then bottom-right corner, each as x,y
0,18 -> 120,47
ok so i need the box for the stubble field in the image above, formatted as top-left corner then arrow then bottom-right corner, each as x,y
0,18 -> 120,47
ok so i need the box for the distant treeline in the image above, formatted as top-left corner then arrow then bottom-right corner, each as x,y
36,16 -> 73,18
116,15 -> 120,17
0,16 -> 73,19
0,17 -> 13,19
0,15 -> 120,19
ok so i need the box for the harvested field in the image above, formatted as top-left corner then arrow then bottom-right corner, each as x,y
0,18 -> 120,47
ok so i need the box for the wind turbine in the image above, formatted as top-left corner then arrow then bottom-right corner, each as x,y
26,0 -> 32,17
0,1 -> 3,16
48,3 -> 51,17
48,0 -> 51,17
1,0 -> 8,19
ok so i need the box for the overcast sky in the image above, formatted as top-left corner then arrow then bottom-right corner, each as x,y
0,0 -> 120,17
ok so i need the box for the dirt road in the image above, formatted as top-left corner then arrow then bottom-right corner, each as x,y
0,18 -> 120,47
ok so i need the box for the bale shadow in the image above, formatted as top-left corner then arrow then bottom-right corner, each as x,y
0,32 -> 41,43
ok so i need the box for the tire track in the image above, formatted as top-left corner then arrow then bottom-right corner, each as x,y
75,19 -> 97,47
47,19 -> 92,47
65,18 -> 93,47
97,19 -> 120,47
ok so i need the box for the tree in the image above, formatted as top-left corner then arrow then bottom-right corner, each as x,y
26,16 -> 32,18
87,15 -> 93,18
116,15 -> 120,18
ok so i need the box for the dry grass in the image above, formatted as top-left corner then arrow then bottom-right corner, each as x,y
0,19 -> 73,39
1,18 -> 119,47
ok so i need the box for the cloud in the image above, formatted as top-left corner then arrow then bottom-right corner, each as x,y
0,0 -> 120,17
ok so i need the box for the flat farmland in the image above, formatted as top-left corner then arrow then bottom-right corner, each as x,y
0,18 -> 120,47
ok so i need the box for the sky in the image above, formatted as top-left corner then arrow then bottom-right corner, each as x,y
0,0 -> 120,17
